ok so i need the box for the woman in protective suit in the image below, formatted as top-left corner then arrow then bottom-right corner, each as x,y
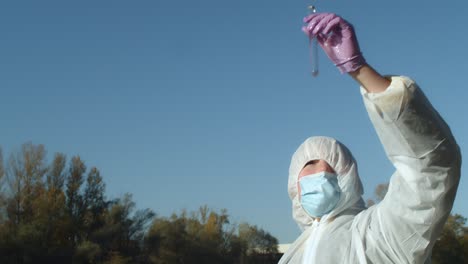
279,13 -> 462,264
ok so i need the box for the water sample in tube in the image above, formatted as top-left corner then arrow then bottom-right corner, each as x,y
308,5 -> 319,77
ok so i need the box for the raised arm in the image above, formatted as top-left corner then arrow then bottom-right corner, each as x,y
304,13 -> 462,262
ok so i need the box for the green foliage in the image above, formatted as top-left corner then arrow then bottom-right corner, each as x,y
0,148 -> 5,218
145,206 -> 280,264
146,207 -> 233,263
432,214 -> 467,264
103,251 -> 131,264
75,240 -> 102,263
238,223 -> 279,255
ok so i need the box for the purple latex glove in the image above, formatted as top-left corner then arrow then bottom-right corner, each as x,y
302,13 -> 366,74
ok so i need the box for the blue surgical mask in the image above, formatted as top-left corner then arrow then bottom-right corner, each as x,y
299,171 -> 341,218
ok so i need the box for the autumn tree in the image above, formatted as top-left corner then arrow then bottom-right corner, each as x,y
145,206 -> 279,264
0,143 -> 281,264
90,193 -> 155,262
146,206 -> 229,263
6,143 -> 47,225
237,222 -> 279,263
83,167 -> 106,238
47,153 -> 67,193
0,143 -> 50,263
0,148 -> 5,221
44,153 -> 70,258
66,156 -> 86,248
432,214 -> 467,264
366,182 -> 389,207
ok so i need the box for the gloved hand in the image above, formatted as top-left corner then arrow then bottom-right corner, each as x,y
302,13 -> 366,74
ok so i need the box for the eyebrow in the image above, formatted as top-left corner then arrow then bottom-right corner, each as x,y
302,160 -> 318,168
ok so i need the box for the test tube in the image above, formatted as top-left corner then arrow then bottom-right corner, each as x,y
308,5 -> 319,77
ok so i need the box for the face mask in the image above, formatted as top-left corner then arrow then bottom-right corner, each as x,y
299,171 -> 341,218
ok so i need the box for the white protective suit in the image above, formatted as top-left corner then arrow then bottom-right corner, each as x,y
279,76 -> 461,264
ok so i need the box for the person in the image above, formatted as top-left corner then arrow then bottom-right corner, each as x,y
279,13 -> 462,264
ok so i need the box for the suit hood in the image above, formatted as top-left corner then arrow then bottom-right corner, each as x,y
288,136 -> 365,230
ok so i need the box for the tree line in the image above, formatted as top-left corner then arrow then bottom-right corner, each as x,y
0,142 -> 279,264
0,142 -> 465,263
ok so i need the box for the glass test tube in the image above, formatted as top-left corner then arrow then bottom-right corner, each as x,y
308,5 -> 319,77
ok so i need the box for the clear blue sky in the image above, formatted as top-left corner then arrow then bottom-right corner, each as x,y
0,0 -> 467,244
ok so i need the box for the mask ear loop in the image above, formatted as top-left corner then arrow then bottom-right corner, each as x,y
297,177 -> 302,200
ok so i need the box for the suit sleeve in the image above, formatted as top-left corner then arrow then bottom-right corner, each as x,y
360,76 -> 461,263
